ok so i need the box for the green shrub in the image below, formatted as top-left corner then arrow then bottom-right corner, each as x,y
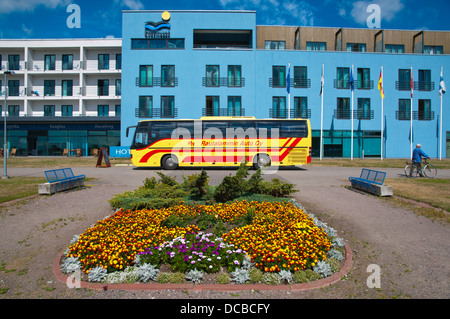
248,268 -> 263,283
217,272 -> 231,284
293,270 -> 309,283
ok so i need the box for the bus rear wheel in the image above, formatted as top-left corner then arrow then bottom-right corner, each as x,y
161,154 -> 178,170
253,154 -> 271,170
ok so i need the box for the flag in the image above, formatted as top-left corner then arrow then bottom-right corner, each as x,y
286,63 -> 291,94
349,66 -> 354,91
319,67 -> 324,96
410,67 -> 414,98
378,69 -> 384,99
440,68 -> 446,96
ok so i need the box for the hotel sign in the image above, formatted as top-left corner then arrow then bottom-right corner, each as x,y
145,11 -> 171,39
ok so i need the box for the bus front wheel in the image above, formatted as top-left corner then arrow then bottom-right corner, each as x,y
161,154 -> 178,170
253,154 -> 271,170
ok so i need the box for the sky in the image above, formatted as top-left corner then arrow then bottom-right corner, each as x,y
0,0 -> 449,39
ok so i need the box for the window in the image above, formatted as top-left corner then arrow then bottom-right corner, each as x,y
150,122 -> 177,142
116,54 -> 122,70
423,45 -> 443,54
0,80 -> 2,96
115,79 -> 121,96
139,65 -> 153,87
62,80 -> 73,96
161,96 -> 175,118
385,44 -> 404,53
357,98 -> 371,120
347,43 -> 366,52
161,65 -> 175,87
357,68 -> 371,89
138,96 -> 152,118
97,105 -> 109,117
97,79 -> 109,96
272,96 -> 286,118
228,96 -> 242,116
44,105 -> 55,117
336,98 -> 350,119
115,105 -> 121,116
280,121 -> 308,138
294,66 -> 308,88
98,54 -> 109,70
306,42 -> 326,51
8,105 -> 19,116
294,97 -> 309,118
131,38 -> 185,50
205,96 -> 220,116
228,65 -> 242,87
8,55 -> 20,70
62,54 -> 73,70
272,66 -> 286,88
336,67 -> 350,89
418,99 -> 432,120
418,70 -> 433,91
205,65 -> 220,87
193,30 -> 252,49
397,99 -> 411,120
62,105 -> 73,116
397,69 -> 411,90
44,55 -> 56,70
265,41 -> 285,50
8,80 -> 20,96
44,80 -> 55,96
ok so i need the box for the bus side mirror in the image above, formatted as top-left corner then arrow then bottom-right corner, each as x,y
126,126 -> 136,138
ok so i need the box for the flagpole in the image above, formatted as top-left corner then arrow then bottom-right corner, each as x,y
381,66 -> 384,160
410,66 -> 413,159
320,64 -> 324,161
351,64 -> 354,161
440,66 -> 443,160
288,62 -> 291,119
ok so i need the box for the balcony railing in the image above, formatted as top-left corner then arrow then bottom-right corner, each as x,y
136,77 -> 178,87
269,108 -> 311,119
395,111 -> 435,121
202,77 -> 245,87
334,109 -> 374,120
135,107 -> 178,118
202,108 -> 245,117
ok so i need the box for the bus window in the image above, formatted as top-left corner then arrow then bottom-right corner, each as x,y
227,121 -> 257,139
255,121 -> 280,138
133,122 -> 150,148
150,122 -> 176,142
280,120 -> 307,138
203,121 -> 227,139
174,121 -> 195,139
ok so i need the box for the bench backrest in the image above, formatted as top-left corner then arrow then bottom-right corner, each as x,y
44,168 -> 74,182
360,168 -> 386,184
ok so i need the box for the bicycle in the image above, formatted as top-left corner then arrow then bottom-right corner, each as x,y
404,158 -> 437,178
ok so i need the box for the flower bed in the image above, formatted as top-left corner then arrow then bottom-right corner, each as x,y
61,199 -> 346,285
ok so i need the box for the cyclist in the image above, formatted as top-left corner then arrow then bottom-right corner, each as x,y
410,144 -> 430,177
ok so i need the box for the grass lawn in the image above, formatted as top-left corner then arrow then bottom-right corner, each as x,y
0,177 -> 47,204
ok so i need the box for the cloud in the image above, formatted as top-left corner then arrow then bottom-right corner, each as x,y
0,0 -> 69,13
21,24 -> 33,36
218,0 -> 315,26
350,0 -> 404,25
118,0 -> 145,10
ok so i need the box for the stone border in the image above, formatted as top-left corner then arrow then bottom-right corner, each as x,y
53,243 -> 352,292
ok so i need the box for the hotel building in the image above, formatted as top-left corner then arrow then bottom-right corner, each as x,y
2,10 -> 450,158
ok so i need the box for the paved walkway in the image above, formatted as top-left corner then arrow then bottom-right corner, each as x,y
1,164 -> 449,299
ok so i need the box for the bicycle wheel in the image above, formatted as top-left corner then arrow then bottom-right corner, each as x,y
423,164 -> 437,178
405,164 -> 419,177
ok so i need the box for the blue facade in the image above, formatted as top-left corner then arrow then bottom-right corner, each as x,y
121,10 -> 450,158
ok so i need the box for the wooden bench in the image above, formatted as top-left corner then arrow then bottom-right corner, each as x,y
349,168 -> 393,197
38,168 -> 86,194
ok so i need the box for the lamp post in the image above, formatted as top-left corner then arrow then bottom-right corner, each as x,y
2,71 -> 13,179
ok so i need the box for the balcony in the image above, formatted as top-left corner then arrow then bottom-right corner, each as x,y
135,107 -> 178,118
269,108 -> 311,119
395,111 -> 435,121
202,77 -> 245,87
334,109 -> 374,120
135,77 -> 178,87
202,108 -> 245,117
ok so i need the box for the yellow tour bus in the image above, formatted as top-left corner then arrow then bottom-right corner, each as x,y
127,116 -> 311,170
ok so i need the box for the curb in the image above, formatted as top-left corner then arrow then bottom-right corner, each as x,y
53,243 -> 352,292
